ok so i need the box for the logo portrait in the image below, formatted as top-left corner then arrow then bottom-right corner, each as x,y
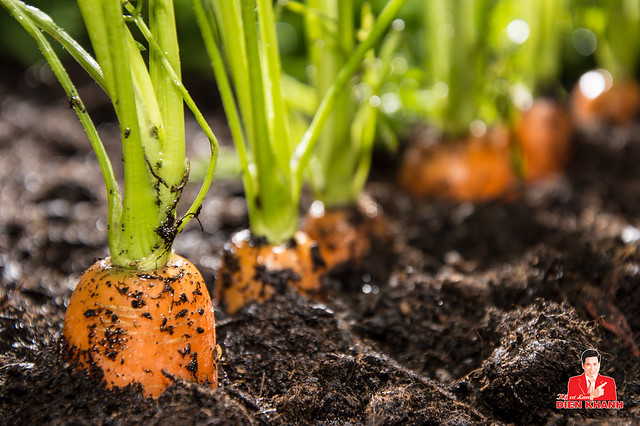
566,349 -> 616,401
557,349 -> 623,410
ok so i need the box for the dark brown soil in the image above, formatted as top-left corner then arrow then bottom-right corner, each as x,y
1,71 -> 640,425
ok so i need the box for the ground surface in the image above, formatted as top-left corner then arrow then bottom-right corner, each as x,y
1,68 -> 639,424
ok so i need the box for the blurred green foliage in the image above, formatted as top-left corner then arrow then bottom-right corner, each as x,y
0,1 -> 208,75
2,0 -> 639,133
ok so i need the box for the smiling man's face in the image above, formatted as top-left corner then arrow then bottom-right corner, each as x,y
582,356 -> 600,379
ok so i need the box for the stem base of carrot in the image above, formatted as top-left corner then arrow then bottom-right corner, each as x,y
216,230 -> 326,314
63,254 -> 217,398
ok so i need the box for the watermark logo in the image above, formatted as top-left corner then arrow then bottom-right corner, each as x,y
557,349 -> 623,410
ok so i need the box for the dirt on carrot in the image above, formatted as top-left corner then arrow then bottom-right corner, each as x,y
215,230 -> 326,314
63,254 -> 217,398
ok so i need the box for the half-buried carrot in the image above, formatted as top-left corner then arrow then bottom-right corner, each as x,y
63,255 -> 217,397
216,231 -> 325,315
397,1 -> 521,202
4,0 -> 220,396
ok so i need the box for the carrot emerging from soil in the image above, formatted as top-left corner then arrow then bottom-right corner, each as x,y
515,98 -> 573,182
571,70 -> 640,127
216,231 -> 326,315
301,196 -> 389,271
398,127 -> 517,202
63,255 -> 217,397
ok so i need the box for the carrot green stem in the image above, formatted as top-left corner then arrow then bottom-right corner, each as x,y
298,1 -> 403,208
12,0 -> 107,90
149,0 -> 186,217
292,0 -> 408,199
195,0 -> 296,244
304,0 -> 357,208
121,2 -> 219,235
350,15 -> 402,202
77,0 -> 166,269
501,0 -> 567,98
190,0 -> 253,204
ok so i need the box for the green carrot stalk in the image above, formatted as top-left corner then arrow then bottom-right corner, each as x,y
351,9 -> 403,198
192,0 -> 407,244
2,0 -> 219,270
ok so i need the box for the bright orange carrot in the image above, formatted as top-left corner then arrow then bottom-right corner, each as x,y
216,230 -> 326,314
301,196 -> 389,271
571,70 -> 640,127
63,254 -> 217,398
515,98 -> 573,182
398,127 -> 517,202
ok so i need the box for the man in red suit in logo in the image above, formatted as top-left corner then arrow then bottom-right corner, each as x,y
567,349 -> 617,401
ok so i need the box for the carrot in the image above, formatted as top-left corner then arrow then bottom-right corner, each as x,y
3,0 -> 221,396
216,231 -> 325,315
571,71 -> 640,127
63,255 -> 217,397
398,127 -> 517,201
397,1 -> 521,202
515,98 -> 573,181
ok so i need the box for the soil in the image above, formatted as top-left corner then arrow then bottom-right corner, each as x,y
1,66 -> 640,425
